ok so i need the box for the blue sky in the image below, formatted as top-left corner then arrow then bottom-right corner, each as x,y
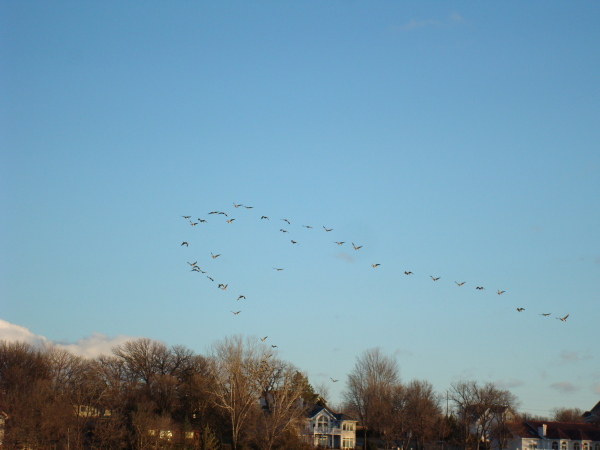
2,1 -> 599,415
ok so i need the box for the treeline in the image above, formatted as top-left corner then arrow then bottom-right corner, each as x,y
0,336 -> 317,450
0,338 -> 585,450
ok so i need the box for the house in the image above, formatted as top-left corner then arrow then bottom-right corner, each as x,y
584,402 -> 600,424
502,420 -> 600,450
300,404 -> 357,449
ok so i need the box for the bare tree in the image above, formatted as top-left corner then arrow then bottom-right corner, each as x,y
551,407 -> 584,423
343,348 -> 401,450
449,381 -> 519,450
250,363 -> 307,450
208,335 -> 270,450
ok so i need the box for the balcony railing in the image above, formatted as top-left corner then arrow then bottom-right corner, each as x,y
312,427 -> 342,435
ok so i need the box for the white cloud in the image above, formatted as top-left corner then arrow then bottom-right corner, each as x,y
0,319 -> 48,346
0,318 -> 137,359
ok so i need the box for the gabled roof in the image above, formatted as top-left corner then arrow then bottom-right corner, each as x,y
509,421 -> 600,441
305,404 -> 357,422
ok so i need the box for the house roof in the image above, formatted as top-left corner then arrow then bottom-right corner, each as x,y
508,421 -> 600,441
306,404 -> 357,422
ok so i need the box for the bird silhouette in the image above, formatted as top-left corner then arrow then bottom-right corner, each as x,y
539,313 -> 551,316
271,345 -> 278,348
497,290 -> 506,295
352,243 -> 362,250
330,378 -> 339,382
261,336 -> 268,341
516,308 -> 525,312
303,225 -> 313,229
261,216 -> 269,220
291,240 -> 298,245
182,215 -> 191,219
273,267 -> 284,271
431,276 -> 441,281
476,286 -> 485,290
404,271 -> 413,275
372,264 -> 381,268
334,241 -> 345,245
181,242 -> 189,247
231,311 -> 241,315
237,295 -> 246,300
323,226 -> 333,232
455,281 -> 466,287
226,219 -> 235,224
211,253 -> 221,259
557,314 -> 569,322
280,229 -> 288,233
187,261 -> 198,267
218,284 -> 228,291
281,219 -> 291,224
233,203 -> 243,208
207,276 -> 214,281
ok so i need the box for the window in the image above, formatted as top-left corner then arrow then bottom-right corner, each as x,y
562,442 -> 567,450
529,442 -> 538,450
552,442 -> 559,450
342,422 -> 355,431
317,415 -> 329,429
594,444 -> 600,450
343,438 -> 354,449
574,443 -> 580,450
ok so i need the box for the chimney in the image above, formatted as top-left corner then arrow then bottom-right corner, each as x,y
538,424 -> 547,438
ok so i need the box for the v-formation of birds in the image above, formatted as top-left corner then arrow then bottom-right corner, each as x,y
180,203 -> 569,323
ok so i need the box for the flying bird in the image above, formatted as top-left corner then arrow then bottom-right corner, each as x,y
182,215 -> 191,219
280,229 -> 288,233
237,295 -> 246,300
233,203 -> 243,208
539,313 -> 551,316
273,267 -> 284,271
497,290 -> 506,295
261,336 -> 268,341
271,345 -> 278,348
218,284 -> 228,291
208,211 -> 218,215
207,276 -> 214,281
371,264 -> 381,268
330,378 -> 339,382
404,271 -> 413,275
302,225 -> 313,229
291,240 -> 298,245
516,308 -> 525,312
244,206 -> 253,209
476,286 -> 485,290
211,253 -> 221,259
190,222 -> 198,226
323,226 -> 333,232
198,219 -> 207,223
226,219 -> 235,224
261,216 -> 269,220
557,314 -> 569,322
281,219 -> 291,224
430,276 -> 441,281
231,311 -> 241,315
334,241 -> 345,245
352,243 -> 362,250
187,261 -> 198,267
181,242 -> 189,247
455,281 -> 466,287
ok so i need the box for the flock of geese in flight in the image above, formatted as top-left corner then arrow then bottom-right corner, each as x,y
180,203 -> 570,324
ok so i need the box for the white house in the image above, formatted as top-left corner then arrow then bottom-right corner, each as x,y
503,421 -> 600,450
301,404 -> 357,449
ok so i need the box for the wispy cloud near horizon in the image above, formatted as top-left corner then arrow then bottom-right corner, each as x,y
0,318 -> 138,359
550,381 -> 579,394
